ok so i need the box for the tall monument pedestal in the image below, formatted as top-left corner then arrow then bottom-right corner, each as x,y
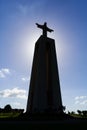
26,35 -> 63,114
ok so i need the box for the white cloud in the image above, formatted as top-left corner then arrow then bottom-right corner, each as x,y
80,100 -> 87,105
1,68 -> 10,74
75,96 -> 87,100
18,1 -> 46,15
12,102 -> 21,106
29,1 -> 46,12
75,100 -> 80,104
21,77 -> 30,82
18,4 -> 28,15
0,87 -> 27,99
17,95 -> 27,99
0,71 -> 5,78
0,68 -> 10,78
75,96 -> 87,106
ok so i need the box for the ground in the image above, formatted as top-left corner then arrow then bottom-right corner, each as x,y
0,112 -> 87,129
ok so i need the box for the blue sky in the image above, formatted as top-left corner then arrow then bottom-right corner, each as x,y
0,0 -> 87,113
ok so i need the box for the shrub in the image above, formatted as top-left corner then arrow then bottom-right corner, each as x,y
4,104 -> 12,112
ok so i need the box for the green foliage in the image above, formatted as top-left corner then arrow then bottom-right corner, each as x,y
4,104 -> 12,112
69,110 -> 87,118
0,104 -> 24,118
0,112 -> 22,118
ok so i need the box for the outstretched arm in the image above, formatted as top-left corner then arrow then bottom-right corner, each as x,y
36,23 -> 43,28
47,27 -> 54,32
36,23 -> 39,26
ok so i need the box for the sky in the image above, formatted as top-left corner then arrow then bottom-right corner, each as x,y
0,0 -> 87,113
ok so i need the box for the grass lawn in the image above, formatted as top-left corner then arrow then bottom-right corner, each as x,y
0,112 -> 21,118
70,113 -> 87,118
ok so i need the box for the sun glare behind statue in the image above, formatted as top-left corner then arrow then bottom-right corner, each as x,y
13,30 -> 41,70
22,31 -> 70,69
12,26 -> 72,72
52,33 -> 70,68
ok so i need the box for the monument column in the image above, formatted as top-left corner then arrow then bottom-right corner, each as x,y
26,22 -> 63,113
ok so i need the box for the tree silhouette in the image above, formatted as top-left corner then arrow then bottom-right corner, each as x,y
77,110 -> 82,115
4,104 -> 12,112
82,110 -> 87,117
